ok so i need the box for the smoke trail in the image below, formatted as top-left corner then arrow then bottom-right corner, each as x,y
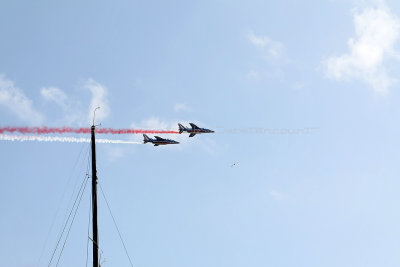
0,134 -> 142,144
0,127 -> 179,135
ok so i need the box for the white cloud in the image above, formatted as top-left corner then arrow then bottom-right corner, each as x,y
0,74 -> 44,124
323,4 -> 400,93
174,103 -> 191,112
41,86 -> 87,126
41,86 -> 68,109
40,79 -> 110,126
85,78 -> 110,124
0,75 -> 112,126
248,32 -> 284,60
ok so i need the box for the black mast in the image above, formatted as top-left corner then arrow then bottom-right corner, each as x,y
91,124 -> 99,267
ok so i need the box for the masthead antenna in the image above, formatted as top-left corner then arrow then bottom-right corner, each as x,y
92,107 -> 101,126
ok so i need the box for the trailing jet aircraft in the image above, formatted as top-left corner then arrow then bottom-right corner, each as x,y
178,123 -> 215,137
143,134 -> 179,146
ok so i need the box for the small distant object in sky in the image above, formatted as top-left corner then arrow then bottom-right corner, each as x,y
178,123 -> 215,137
143,134 -> 179,146
231,162 -> 238,168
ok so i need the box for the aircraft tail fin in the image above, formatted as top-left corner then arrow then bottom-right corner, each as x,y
178,123 -> 186,134
143,134 -> 150,143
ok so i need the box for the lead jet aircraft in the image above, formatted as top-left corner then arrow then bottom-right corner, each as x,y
143,134 -> 179,146
178,123 -> 215,137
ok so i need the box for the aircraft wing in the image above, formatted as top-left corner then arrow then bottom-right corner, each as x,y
189,133 -> 196,137
189,123 -> 200,129
154,136 -> 165,141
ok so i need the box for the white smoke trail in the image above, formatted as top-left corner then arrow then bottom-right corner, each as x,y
0,134 -> 142,144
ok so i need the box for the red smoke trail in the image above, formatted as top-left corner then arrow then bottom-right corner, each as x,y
0,127 -> 179,135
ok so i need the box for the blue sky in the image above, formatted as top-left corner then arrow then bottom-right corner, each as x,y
1,0 -> 400,266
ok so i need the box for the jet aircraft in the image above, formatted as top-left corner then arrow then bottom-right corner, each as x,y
143,134 -> 179,146
178,123 -> 215,137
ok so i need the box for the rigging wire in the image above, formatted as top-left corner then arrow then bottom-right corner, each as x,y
37,142 -> 88,267
85,145 -> 93,267
50,144 -> 91,265
99,182 -> 135,267
86,187 -> 92,267
61,145 -> 91,227
55,174 -> 90,266
47,169 -> 90,267
44,128 -> 136,266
